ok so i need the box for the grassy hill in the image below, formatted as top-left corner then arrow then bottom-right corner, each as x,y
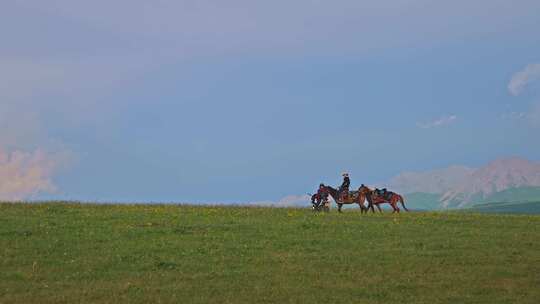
1,202 -> 539,303
404,186 -> 540,211
402,192 -> 441,210
467,201 -> 540,214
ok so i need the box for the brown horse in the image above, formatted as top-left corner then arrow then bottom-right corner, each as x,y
358,185 -> 408,213
323,185 -> 368,213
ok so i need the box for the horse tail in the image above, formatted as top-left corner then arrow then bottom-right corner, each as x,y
399,195 -> 409,212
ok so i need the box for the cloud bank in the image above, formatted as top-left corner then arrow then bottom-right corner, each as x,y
508,63 -> 540,96
0,108 -> 72,201
507,63 -> 540,127
0,149 -> 67,201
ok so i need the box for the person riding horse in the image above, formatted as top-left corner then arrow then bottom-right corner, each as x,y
311,183 -> 330,212
339,172 -> 350,201
311,183 -> 329,207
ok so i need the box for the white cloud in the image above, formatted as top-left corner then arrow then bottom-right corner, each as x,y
0,149 -> 70,201
417,115 -> 457,129
0,99 -> 74,201
508,63 -> 540,96
507,63 -> 540,128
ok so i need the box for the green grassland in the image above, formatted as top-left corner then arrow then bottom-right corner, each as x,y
1,203 -> 539,304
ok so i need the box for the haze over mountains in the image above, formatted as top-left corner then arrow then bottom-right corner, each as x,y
254,157 -> 540,209
388,165 -> 475,195
387,157 -> 540,208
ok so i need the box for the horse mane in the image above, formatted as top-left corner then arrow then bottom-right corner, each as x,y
358,184 -> 373,193
358,185 -> 374,203
325,185 -> 338,191
323,185 -> 340,199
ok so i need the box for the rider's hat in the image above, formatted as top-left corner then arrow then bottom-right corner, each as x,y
342,172 -> 349,177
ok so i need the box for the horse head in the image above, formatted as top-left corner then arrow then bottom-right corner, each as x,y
358,184 -> 372,195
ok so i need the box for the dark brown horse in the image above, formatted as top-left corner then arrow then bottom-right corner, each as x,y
323,185 -> 368,213
358,185 -> 408,213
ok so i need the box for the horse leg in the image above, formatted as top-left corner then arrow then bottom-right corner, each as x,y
366,199 -> 375,213
376,204 -> 383,213
338,203 -> 343,213
357,197 -> 366,214
358,203 -> 365,214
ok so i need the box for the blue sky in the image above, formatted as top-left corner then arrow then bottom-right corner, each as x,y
1,1 -> 540,202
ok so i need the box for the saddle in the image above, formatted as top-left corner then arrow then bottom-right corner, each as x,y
374,191 -> 393,201
340,190 -> 358,202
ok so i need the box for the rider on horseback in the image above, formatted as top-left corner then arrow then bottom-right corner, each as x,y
339,172 -> 350,201
311,183 -> 329,208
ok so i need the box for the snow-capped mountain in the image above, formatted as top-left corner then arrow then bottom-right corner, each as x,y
440,158 -> 540,207
387,157 -> 540,208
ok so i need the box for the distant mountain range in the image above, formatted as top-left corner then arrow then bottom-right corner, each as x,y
387,157 -> 540,209
253,157 -> 540,210
404,187 -> 540,211
388,165 -> 475,195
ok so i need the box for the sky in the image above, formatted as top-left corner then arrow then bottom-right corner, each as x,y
1,0 -> 540,203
